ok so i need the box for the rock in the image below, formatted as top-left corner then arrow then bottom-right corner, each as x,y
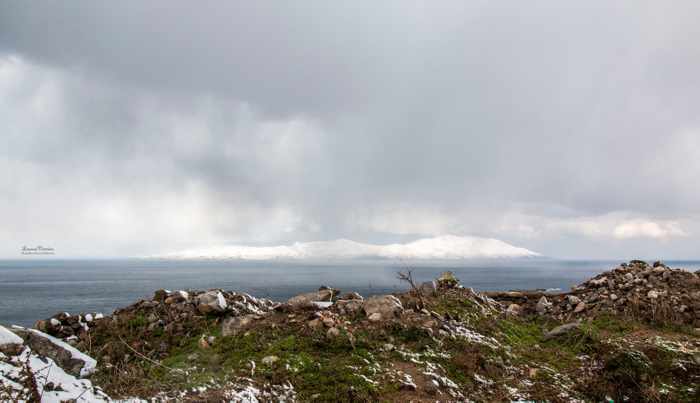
589,277 -> 607,287
287,288 -> 336,309
196,290 -> 227,314
319,285 -> 340,295
506,304 -> 521,316
399,375 -> 417,391
340,292 -> 363,300
573,302 -> 586,313
363,295 -> 404,319
368,312 -> 382,322
262,355 -> 279,366
12,327 -> 96,377
336,299 -> 363,315
221,314 -> 257,337
610,294 -> 618,301
153,289 -> 168,302
326,327 -> 341,338
0,325 -> 24,355
307,318 -> 323,330
424,380 -> 439,395
647,290 -> 659,299
165,290 -> 189,305
436,271 -> 459,288
567,295 -> 581,305
543,322 -> 581,340
536,296 -> 551,314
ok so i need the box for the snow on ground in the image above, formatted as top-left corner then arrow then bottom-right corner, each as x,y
12,326 -> 97,377
25,349 -> 109,402
0,324 -> 23,346
1,347 -> 108,402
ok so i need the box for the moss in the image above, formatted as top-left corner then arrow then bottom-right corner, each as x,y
496,318 -> 542,347
127,314 -> 148,330
588,314 -> 637,335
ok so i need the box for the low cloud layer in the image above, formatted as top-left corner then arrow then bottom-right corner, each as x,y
1,2 -> 699,258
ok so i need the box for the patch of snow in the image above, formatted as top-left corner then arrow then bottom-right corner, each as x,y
25,349 -> 108,402
354,374 -> 378,386
216,291 -> 228,310
12,326 -> 96,377
0,325 -> 23,346
226,385 -> 261,402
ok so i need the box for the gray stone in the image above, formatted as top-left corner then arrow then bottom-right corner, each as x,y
221,314 -> 256,337
12,328 -> 95,377
543,322 -> 581,340
589,277 -> 607,287
535,296 -> 551,314
363,295 -> 404,319
506,304 -> 521,316
287,289 -> 335,308
336,299 -> 363,315
262,355 -> 279,366
196,290 -> 227,314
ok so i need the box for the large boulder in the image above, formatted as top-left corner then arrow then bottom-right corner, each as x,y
287,287 -> 337,309
222,314 -> 257,337
362,295 -> 403,320
336,299 -> 364,316
0,325 -> 23,355
11,327 -> 96,377
543,322 -> 581,341
536,296 -> 551,314
196,290 -> 228,314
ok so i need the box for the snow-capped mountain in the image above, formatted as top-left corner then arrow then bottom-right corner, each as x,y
154,235 -> 540,260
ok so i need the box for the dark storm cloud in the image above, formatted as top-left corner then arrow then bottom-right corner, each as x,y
1,1 -> 700,258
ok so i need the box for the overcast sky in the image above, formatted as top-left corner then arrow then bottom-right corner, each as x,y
1,1 -> 699,259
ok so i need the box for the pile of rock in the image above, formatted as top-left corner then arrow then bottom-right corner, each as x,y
490,260 -> 700,326
35,288 -> 277,351
34,311 -> 105,343
550,260 -> 700,325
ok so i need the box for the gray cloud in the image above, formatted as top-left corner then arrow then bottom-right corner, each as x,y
1,1 -> 700,258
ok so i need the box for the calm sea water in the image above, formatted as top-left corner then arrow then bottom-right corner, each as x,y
1,259 -> 699,327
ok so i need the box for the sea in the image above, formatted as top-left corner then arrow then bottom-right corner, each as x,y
2,259 -> 699,327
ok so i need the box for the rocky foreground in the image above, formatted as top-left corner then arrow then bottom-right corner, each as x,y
1,261 -> 699,402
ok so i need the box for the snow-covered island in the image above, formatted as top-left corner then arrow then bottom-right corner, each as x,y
153,235 -> 541,260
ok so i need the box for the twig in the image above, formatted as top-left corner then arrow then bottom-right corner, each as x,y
397,270 -> 426,309
117,335 -> 184,374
